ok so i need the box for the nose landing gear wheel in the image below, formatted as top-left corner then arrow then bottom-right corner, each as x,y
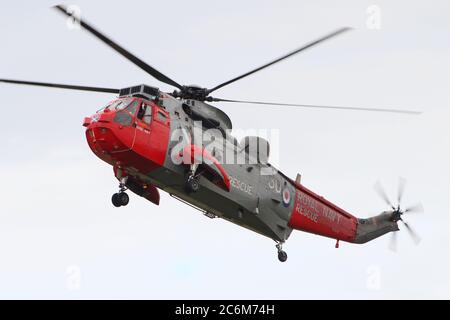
112,177 -> 130,207
118,192 -> 129,206
112,193 -> 121,207
112,192 -> 129,207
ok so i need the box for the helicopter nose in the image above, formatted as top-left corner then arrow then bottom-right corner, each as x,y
83,112 -> 102,127
86,126 -> 127,155
83,116 -> 92,127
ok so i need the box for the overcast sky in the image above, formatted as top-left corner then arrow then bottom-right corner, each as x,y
1,0 -> 449,299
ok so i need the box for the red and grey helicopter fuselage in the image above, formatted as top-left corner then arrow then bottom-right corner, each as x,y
0,5 -> 423,262
83,84 -> 400,261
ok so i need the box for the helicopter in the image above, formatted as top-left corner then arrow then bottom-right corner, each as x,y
0,5 -> 424,262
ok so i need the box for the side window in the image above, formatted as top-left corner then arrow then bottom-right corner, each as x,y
156,111 -> 167,122
143,104 -> 152,125
137,103 -> 152,125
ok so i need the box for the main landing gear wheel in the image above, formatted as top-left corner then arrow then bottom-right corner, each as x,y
276,243 -> 288,262
184,174 -> 200,193
278,250 -> 288,262
112,192 -> 129,207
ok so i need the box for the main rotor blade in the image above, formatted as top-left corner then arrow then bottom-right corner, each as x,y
0,78 -> 119,93
404,203 -> 424,214
374,181 -> 394,208
207,27 -> 351,94
401,221 -> 421,245
54,5 -> 183,90
397,177 -> 407,205
211,98 -> 421,115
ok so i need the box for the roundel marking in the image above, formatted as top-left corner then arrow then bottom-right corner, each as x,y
282,186 -> 291,207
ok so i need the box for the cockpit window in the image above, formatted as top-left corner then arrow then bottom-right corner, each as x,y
112,99 -> 141,127
125,100 -> 140,116
113,111 -> 133,126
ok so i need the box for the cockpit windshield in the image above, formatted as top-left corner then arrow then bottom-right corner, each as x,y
124,100 -> 140,116
111,98 -> 133,111
97,98 -> 134,113
111,98 -> 142,127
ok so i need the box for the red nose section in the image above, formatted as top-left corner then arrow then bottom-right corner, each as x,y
85,126 -> 129,165
83,117 -> 91,127
82,99 -> 170,174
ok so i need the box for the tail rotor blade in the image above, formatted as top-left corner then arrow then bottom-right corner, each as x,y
405,203 -> 424,214
374,181 -> 394,208
397,177 -> 406,205
389,231 -> 398,252
402,221 -> 421,245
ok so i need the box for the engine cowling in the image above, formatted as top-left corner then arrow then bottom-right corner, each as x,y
240,136 -> 270,164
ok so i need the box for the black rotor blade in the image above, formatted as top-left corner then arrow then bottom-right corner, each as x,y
211,98 -> 421,115
405,203 -> 424,214
207,27 -> 351,94
401,221 -> 421,245
397,177 -> 407,205
0,78 -> 119,93
54,5 -> 183,90
374,181 -> 394,207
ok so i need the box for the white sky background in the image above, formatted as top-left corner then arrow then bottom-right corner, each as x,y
0,0 -> 449,299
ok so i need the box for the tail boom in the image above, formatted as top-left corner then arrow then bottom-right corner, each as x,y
353,212 -> 399,244
287,183 -> 398,244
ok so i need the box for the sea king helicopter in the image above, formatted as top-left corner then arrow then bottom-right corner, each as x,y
0,5 -> 423,261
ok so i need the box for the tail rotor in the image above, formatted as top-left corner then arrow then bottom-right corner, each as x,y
374,177 -> 424,251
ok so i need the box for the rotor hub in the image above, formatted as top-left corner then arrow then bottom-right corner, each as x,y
375,178 -> 423,250
173,85 -> 210,101
391,207 -> 404,222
